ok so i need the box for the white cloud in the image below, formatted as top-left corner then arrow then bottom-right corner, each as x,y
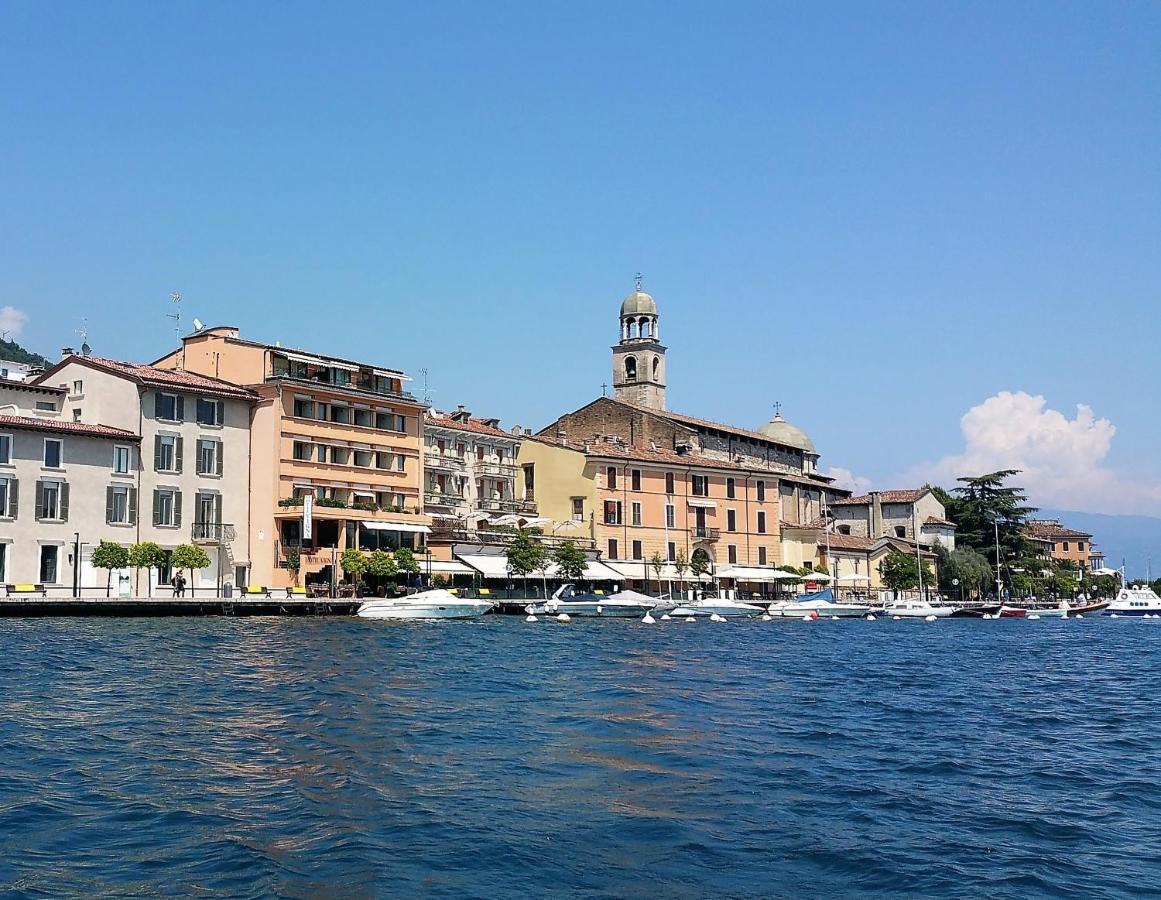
823,466 -> 873,494
907,390 -> 1161,516
0,306 -> 29,339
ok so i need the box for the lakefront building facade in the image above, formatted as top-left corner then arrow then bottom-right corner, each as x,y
154,327 -> 430,590
33,353 -> 257,592
519,281 -> 853,594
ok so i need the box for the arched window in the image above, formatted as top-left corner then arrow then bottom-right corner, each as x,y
639,317 -> 650,338
625,356 -> 637,381
652,356 -> 660,380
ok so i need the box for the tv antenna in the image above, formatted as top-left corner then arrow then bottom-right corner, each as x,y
419,367 -> 435,405
77,318 -> 91,356
168,291 -> 182,339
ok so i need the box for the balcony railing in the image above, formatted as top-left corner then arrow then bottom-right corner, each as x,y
425,453 -> 466,472
480,462 -> 517,477
425,491 -> 464,508
428,526 -> 595,551
693,526 -> 721,541
478,498 -> 534,513
192,522 -> 236,544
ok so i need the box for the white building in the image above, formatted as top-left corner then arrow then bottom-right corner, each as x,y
827,488 -> 956,550
33,353 -> 257,594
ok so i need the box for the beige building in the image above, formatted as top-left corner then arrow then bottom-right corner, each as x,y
34,353 -> 257,593
828,488 -> 956,550
1025,519 -> 1101,571
0,380 -> 143,592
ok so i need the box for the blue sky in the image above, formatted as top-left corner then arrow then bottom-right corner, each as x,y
3,1 -> 1159,514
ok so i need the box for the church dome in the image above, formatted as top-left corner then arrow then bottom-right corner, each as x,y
620,290 -> 658,317
758,411 -> 816,453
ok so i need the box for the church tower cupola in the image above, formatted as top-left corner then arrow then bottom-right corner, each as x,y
612,274 -> 667,410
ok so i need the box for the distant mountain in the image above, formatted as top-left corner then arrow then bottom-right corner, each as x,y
1038,508 -> 1161,579
0,338 -> 49,369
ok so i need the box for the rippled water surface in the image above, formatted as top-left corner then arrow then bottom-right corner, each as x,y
1,616 -> 1160,898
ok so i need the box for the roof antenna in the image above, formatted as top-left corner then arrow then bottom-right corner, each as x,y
168,291 -> 182,341
419,367 -> 435,405
77,318 -> 91,357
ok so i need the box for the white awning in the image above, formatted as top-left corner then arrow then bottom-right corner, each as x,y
282,351 -> 359,372
604,561 -> 711,581
362,521 -> 432,534
718,566 -> 793,583
687,498 -> 717,509
581,560 -> 624,581
427,559 -> 473,576
456,553 -> 512,579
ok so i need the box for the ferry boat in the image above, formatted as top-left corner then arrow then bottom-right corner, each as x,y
1104,584 -> 1161,617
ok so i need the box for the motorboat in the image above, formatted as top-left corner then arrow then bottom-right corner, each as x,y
670,591 -> 765,618
949,604 -> 1001,618
770,589 -> 870,619
1000,599 -> 1110,619
1104,584 -> 1161,617
357,589 -> 493,620
883,598 -> 955,618
525,584 -> 656,618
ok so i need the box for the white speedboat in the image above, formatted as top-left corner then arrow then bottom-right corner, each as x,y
1104,585 -> 1161,617
357,589 -> 493,620
771,589 -> 870,619
670,593 -> 765,618
525,584 -> 655,618
883,598 -> 956,618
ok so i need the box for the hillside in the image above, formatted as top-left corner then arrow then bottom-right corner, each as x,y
0,338 -> 50,369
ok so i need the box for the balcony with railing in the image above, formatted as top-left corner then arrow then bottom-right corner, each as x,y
478,498 -> 537,514
192,522 -> 237,544
425,451 -> 467,472
480,461 -> 517,477
425,491 -> 465,509
693,526 -> 721,541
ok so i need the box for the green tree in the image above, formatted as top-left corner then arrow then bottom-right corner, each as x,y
553,540 -> 588,582
690,547 -> 712,582
935,545 -> 995,599
91,541 -> 129,597
945,470 -> 1037,566
171,544 -> 211,592
394,547 -> 420,575
284,545 -> 301,586
128,541 -> 165,596
878,551 -> 933,599
340,547 -> 368,586
672,549 -> 689,591
368,550 -> 398,581
650,551 -> 665,595
506,530 -> 545,597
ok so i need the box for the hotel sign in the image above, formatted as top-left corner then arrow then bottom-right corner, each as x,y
303,494 -> 313,541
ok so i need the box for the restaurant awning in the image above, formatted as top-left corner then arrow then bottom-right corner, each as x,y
604,561 -> 710,581
687,498 -> 717,509
426,559 -> 474,576
361,522 -> 432,534
455,553 -> 512,579
717,566 -> 793,583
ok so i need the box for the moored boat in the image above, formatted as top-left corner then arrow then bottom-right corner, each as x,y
525,584 -> 656,618
357,589 -> 494,620
1104,585 -> 1161,617
771,589 -> 870,619
672,592 -> 765,618
883,598 -> 955,618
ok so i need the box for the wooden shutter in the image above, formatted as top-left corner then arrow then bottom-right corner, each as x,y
176,395 -> 185,421
173,491 -> 182,527
154,393 -> 163,418
128,487 -> 137,525
154,435 -> 163,471
106,486 -> 115,524
59,483 -> 69,521
214,494 -> 223,526
8,478 -> 16,519
35,481 -> 44,520
215,400 -> 224,425
215,441 -> 223,476
175,437 -> 183,473
152,489 -> 161,525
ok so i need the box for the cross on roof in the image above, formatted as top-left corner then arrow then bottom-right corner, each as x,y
773,401 -> 782,417
634,272 -> 642,291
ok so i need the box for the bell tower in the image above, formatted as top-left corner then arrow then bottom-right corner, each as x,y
612,274 -> 667,410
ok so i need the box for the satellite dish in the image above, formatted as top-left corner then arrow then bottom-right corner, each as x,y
81,342 -> 92,357
192,317 -> 204,332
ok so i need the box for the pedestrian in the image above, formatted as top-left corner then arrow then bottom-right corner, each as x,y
173,572 -> 186,598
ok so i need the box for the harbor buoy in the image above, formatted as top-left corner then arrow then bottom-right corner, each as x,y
761,614 -> 772,621
660,613 -> 671,621
831,615 -> 839,621
866,614 -> 876,621
525,614 -> 538,623
1075,614 -> 1084,620
709,613 -> 726,623
685,616 -> 696,623
1028,614 -> 1040,620
892,616 -> 901,621
642,613 -> 656,624
925,614 -> 937,622
556,613 -> 571,623
596,605 -> 603,615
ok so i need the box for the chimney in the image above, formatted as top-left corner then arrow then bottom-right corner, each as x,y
871,491 -> 883,538
524,428 -> 532,436
452,404 -> 471,423
556,429 -> 567,446
60,347 -> 74,360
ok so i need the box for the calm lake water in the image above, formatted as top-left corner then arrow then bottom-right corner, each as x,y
1,615 -> 1159,898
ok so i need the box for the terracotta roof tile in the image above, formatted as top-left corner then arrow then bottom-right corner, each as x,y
823,532 -> 876,551
924,516 -> 957,528
830,488 -> 929,506
426,413 -> 514,439
40,356 -> 257,400
1025,520 -> 1092,540
0,415 -> 140,440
